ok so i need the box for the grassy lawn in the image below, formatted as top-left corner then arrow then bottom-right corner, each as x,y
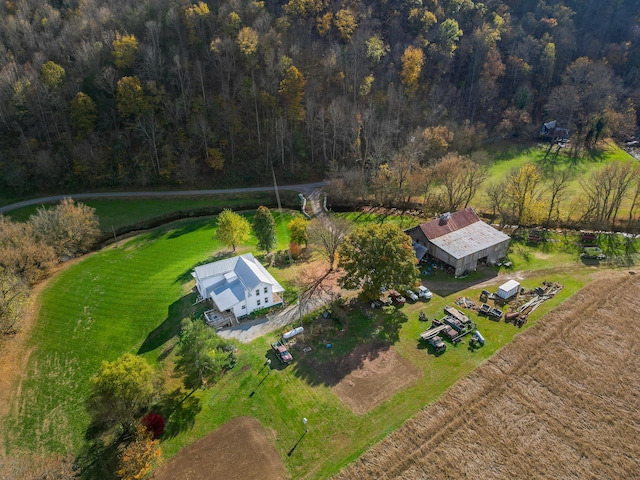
6,207 -> 631,478
5,193 -> 297,231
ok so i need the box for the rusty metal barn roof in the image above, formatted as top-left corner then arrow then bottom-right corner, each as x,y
429,221 -> 510,260
419,207 -> 480,240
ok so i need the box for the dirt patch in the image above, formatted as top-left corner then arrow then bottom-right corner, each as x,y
334,270 -> 640,479
314,343 -> 422,415
151,416 -> 288,480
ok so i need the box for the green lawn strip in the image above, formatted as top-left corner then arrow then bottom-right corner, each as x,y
5,193 -> 298,231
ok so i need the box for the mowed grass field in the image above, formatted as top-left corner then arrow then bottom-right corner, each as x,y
3,206 -> 607,478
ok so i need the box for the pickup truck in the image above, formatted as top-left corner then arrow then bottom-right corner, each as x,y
389,290 -> 406,306
271,341 -> 293,363
428,336 -> 446,353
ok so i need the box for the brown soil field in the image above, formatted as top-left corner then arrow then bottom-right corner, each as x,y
150,416 -> 288,480
334,270 -> 640,479
312,343 -> 422,415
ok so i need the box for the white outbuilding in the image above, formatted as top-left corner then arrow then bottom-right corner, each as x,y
497,280 -> 520,299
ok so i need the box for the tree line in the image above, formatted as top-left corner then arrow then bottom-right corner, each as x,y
326,152 -> 640,231
0,0 -> 637,194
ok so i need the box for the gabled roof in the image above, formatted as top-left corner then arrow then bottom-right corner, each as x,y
194,252 -> 284,309
418,207 -> 481,240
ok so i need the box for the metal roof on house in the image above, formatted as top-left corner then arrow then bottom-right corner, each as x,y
429,221 -> 510,260
419,207 -> 481,240
193,252 -> 284,311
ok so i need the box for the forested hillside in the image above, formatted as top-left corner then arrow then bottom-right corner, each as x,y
0,0 -> 638,194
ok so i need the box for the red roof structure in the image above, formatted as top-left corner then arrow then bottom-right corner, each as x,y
418,207 -> 480,240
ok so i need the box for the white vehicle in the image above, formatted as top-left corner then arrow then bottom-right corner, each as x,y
405,290 -> 418,302
417,285 -> 432,300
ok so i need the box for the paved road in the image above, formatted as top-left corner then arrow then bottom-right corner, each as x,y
0,181 -> 327,214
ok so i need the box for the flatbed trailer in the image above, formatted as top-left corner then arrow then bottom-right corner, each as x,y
444,305 -> 471,324
419,324 -> 451,341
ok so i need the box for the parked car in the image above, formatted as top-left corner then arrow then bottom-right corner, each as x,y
271,341 -> 293,363
405,289 -> 419,302
388,290 -> 406,305
417,285 -> 432,300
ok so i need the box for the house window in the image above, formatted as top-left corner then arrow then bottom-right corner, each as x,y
264,287 -> 268,293
264,298 -> 268,304
256,289 -> 260,296
257,299 -> 261,306
242,305 -> 246,309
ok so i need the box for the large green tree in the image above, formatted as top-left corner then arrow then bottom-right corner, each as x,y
337,223 -> 419,299
174,318 -> 236,391
87,354 -> 157,432
215,209 -> 250,252
252,206 -> 277,253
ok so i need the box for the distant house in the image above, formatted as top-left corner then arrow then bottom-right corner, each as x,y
405,207 -> 510,277
193,253 -> 284,325
539,120 -> 571,143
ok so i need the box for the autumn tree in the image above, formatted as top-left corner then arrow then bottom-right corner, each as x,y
503,162 -> 545,225
116,424 -> 161,480
337,223 -> 419,299
215,209 -> 250,252
40,61 -> 65,90
0,269 -> 28,335
433,153 -> 488,212
278,65 -> 306,123
87,354 -> 158,433
174,318 -> 236,391
252,206 -> 277,253
116,76 -> 148,119
112,33 -> 139,70
288,217 -> 309,247
70,92 -> 97,140
308,216 -> 351,271
30,198 -> 100,258
401,46 -> 424,96
543,168 -> 572,227
0,217 -> 57,285
334,8 -> 358,40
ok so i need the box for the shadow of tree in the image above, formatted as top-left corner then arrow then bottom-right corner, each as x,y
75,434 -> 122,480
157,388 -> 202,440
137,294 -> 195,356
290,302 -> 409,387
166,219 -> 213,239
174,251 -> 234,285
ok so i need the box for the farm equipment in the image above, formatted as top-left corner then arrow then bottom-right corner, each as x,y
478,303 -> 503,320
444,305 -> 471,325
469,331 -> 485,348
428,336 -> 446,353
418,312 -> 428,322
479,290 -> 494,302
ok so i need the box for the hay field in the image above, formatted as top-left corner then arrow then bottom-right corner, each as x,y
334,271 -> 640,479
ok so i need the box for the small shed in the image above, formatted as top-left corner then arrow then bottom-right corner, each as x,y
497,280 -> 520,299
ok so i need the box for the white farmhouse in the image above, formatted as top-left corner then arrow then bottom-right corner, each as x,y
193,253 -> 284,326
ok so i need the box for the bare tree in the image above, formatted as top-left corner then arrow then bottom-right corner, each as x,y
580,161 -> 635,228
433,153 -> 488,212
307,216 -> 351,271
544,168 -> 572,227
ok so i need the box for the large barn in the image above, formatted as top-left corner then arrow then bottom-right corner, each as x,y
405,207 -> 510,277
